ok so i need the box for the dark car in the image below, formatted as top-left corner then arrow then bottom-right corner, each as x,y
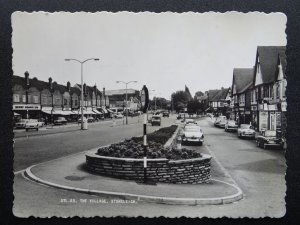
256,130 -> 283,149
151,115 -> 161,126
87,117 -> 95,123
54,117 -> 67,125
162,111 -> 170,117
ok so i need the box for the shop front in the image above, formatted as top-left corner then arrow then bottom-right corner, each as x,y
13,104 -> 41,120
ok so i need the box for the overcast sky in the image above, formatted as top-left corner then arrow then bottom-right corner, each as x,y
12,12 -> 286,100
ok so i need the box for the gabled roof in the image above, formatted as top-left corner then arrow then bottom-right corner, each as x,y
232,68 -> 254,94
254,46 -> 286,84
208,89 -> 220,102
75,83 -> 102,97
212,88 -> 230,101
13,75 -> 50,91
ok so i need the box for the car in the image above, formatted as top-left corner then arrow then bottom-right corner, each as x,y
214,116 -> 226,127
115,113 -> 124,119
225,120 -> 238,132
15,119 -> 30,129
162,111 -> 170,117
184,118 -> 196,124
182,125 -> 204,146
151,115 -> 161,126
25,119 -> 40,131
78,117 -> 87,124
256,130 -> 283,149
54,117 -> 67,125
237,124 -> 256,139
87,117 -> 95,123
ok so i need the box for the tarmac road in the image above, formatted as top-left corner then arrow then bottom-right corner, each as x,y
13,116 -> 286,218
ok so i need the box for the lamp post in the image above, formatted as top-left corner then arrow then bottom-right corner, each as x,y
65,58 -> 99,130
116,80 -> 137,125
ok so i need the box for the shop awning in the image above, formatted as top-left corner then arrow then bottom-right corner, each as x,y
14,112 -> 21,116
93,109 -> 103,115
106,109 -> 113,113
42,109 -> 53,115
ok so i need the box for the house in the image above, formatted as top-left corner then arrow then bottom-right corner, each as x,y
252,46 -> 286,132
105,89 -> 141,111
208,88 -> 230,116
231,68 -> 254,125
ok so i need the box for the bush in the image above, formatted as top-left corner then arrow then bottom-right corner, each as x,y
96,125 -> 202,160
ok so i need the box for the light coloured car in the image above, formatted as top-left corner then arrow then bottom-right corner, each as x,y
237,124 -> 256,139
182,125 -> 204,145
15,119 -> 30,129
115,113 -> 124,119
225,120 -> 238,132
214,116 -> 226,127
25,119 -> 40,131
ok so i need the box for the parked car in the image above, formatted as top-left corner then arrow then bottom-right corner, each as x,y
256,130 -> 284,149
237,124 -> 256,139
214,116 -> 226,127
54,117 -> 67,125
78,117 -> 87,124
151,115 -> 161,126
225,120 -> 238,132
25,119 -> 40,131
182,125 -> 204,146
115,113 -> 124,119
15,119 -> 30,129
87,117 -> 95,123
162,111 -> 170,117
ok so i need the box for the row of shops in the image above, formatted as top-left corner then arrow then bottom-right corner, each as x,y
13,103 -> 112,124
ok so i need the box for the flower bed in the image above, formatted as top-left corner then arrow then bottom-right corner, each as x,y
97,125 -> 202,160
86,124 -> 212,184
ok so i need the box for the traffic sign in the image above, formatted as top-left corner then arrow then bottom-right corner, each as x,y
141,85 -> 149,113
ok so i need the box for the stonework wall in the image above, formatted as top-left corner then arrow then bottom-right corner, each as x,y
86,153 -> 211,184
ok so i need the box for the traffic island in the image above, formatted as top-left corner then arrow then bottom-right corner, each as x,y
24,149 -> 243,205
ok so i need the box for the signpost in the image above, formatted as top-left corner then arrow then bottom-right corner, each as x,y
140,85 -> 149,184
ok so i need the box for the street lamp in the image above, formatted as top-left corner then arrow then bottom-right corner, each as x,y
116,80 -> 137,125
65,58 -> 99,130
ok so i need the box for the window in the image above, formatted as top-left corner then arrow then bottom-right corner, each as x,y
33,96 -> 39,103
64,99 -> 68,106
42,96 -> 47,105
74,100 -> 78,107
22,95 -> 26,103
13,94 -> 20,102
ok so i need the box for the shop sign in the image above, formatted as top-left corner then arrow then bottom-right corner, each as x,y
13,104 -> 41,110
140,85 -> 149,113
281,102 -> 287,112
268,104 -> 277,111
259,111 -> 268,131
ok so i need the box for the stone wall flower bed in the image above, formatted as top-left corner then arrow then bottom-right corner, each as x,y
86,124 -> 212,184
86,153 -> 212,184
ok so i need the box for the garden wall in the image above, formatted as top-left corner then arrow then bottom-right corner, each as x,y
85,153 -> 212,184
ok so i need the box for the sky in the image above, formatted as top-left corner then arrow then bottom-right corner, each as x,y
12,12 -> 286,100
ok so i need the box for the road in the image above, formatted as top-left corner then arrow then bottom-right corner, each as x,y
13,116 -> 286,218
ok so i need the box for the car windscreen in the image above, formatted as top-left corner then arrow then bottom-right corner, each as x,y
264,130 -> 276,137
240,124 -> 251,129
185,127 -> 201,132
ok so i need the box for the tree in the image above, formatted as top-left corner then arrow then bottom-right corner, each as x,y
195,91 -> 204,97
187,99 -> 203,114
171,91 -> 189,111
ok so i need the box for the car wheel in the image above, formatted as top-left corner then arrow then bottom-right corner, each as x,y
199,142 -> 203,146
36,128 -> 38,131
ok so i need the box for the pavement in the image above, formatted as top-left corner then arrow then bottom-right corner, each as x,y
24,144 -> 243,205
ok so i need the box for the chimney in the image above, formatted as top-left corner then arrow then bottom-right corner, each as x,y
103,87 -> 105,96
24,71 -> 29,86
48,77 -> 53,90
67,81 -> 71,91
94,84 -> 97,93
